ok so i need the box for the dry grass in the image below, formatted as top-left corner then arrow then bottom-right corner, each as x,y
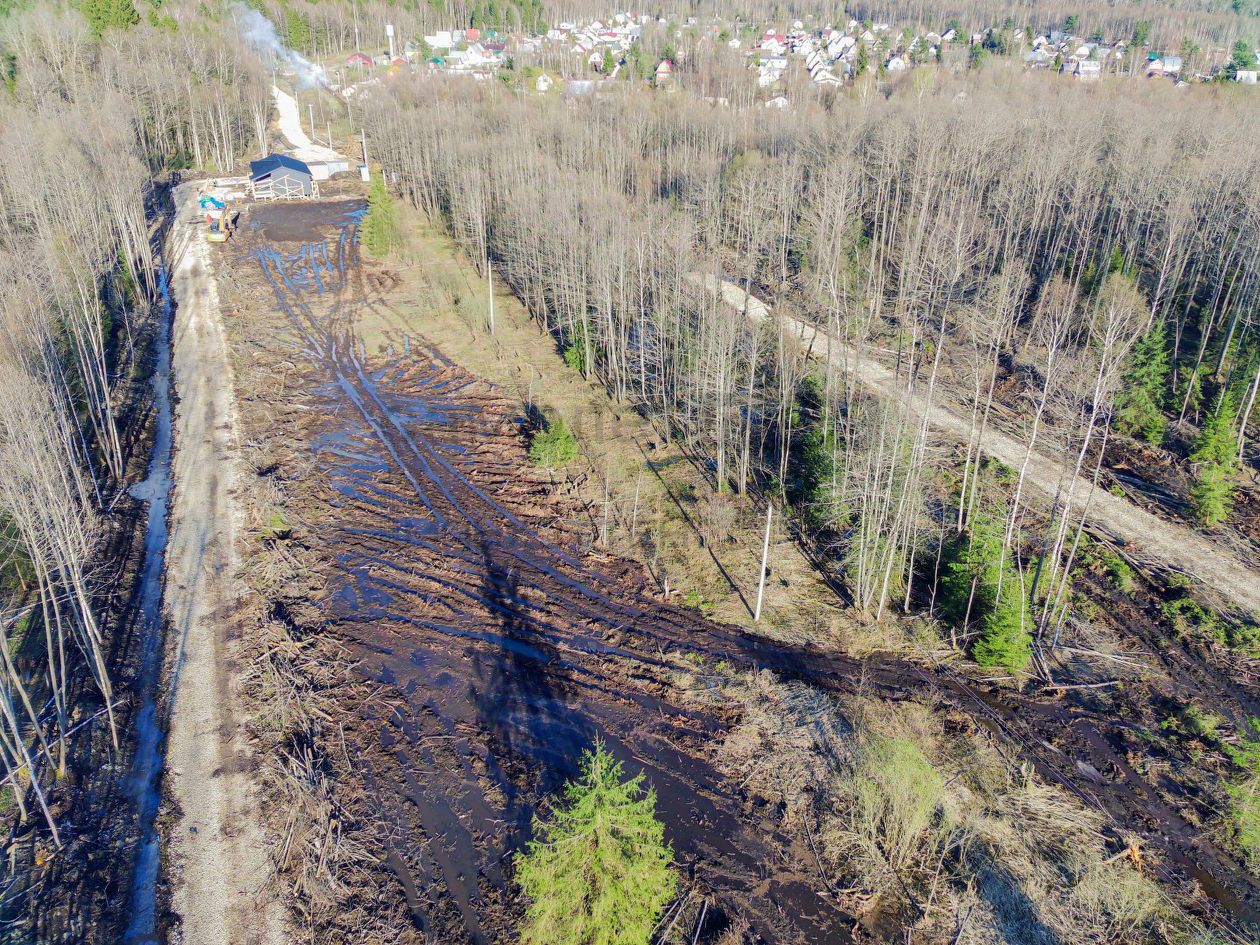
357,205 -> 850,643
702,666 -> 1218,945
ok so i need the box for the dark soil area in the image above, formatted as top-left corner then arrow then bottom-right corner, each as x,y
224,203 -> 1260,944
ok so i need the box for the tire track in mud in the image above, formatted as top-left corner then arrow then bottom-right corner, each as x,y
246,207 -> 1259,943
250,208 -> 850,944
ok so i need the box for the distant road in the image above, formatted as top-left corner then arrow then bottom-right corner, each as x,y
271,84 -> 343,164
695,275 -> 1260,617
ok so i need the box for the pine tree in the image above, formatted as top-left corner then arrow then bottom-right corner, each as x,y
1190,390 -> 1240,526
284,7 -> 312,53
516,743 -> 676,945
1114,319 -> 1169,444
360,171 -> 398,258
81,0 -> 139,37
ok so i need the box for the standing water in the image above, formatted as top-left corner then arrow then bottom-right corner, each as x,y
122,264 -> 175,943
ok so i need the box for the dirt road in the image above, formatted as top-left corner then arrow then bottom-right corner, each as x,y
697,277 -> 1260,617
271,86 -> 342,164
160,184 -> 286,945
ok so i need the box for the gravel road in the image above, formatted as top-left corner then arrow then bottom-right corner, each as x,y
161,184 -> 286,945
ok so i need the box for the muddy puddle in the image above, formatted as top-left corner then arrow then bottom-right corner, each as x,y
123,265 -> 175,944
233,204 -> 1260,943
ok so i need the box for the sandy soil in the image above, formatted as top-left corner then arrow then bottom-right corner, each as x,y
698,277 -> 1260,618
271,86 -> 342,164
160,183 -> 287,945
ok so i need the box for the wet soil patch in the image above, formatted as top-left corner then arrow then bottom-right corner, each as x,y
229,208 -> 1260,943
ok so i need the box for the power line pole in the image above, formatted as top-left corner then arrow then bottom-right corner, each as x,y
487,261 -> 495,335
754,503 -> 772,622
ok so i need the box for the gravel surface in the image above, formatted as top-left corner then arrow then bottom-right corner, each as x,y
161,183 -> 287,945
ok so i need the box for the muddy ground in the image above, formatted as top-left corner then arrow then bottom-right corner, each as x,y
215,198 -> 1260,944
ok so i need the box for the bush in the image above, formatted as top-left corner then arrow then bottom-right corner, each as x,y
528,418 -> 579,468
845,736 -> 949,871
515,743 -> 676,945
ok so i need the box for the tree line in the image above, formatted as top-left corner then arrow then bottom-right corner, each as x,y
363,68 -> 1257,669
0,0 -> 266,837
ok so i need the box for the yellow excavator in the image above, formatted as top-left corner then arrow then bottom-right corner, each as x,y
205,203 -> 234,243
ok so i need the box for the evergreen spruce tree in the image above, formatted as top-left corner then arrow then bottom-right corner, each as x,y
361,171 -> 398,258
1190,390 -> 1240,526
1113,319 -> 1169,444
940,476 -> 1033,674
972,578 -> 1033,673
940,509 -> 1004,625
284,7 -> 312,52
81,0 -> 139,36
516,743 -> 676,945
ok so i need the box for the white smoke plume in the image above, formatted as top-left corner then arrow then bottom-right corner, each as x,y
230,3 -> 327,88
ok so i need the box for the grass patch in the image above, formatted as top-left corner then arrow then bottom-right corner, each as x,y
260,510 -> 292,540
1161,702 -> 1225,742
1226,719 -> 1260,866
842,735 -> 950,872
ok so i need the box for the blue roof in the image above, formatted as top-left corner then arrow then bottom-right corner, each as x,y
249,154 -> 312,178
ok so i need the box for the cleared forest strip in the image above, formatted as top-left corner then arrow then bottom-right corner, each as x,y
162,185 -> 286,945
696,276 -> 1260,618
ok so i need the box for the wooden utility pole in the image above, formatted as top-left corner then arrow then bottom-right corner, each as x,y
487,261 -> 495,335
754,503 -> 773,622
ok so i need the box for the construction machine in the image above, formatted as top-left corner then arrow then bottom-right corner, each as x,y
204,205 -> 233,243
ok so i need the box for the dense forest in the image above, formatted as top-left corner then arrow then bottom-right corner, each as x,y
364,74 -> 1258,640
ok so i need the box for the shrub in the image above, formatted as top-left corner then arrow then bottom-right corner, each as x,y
845,736 -> 949,871
528,418 -> 579,468
515,742 -> 676,945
